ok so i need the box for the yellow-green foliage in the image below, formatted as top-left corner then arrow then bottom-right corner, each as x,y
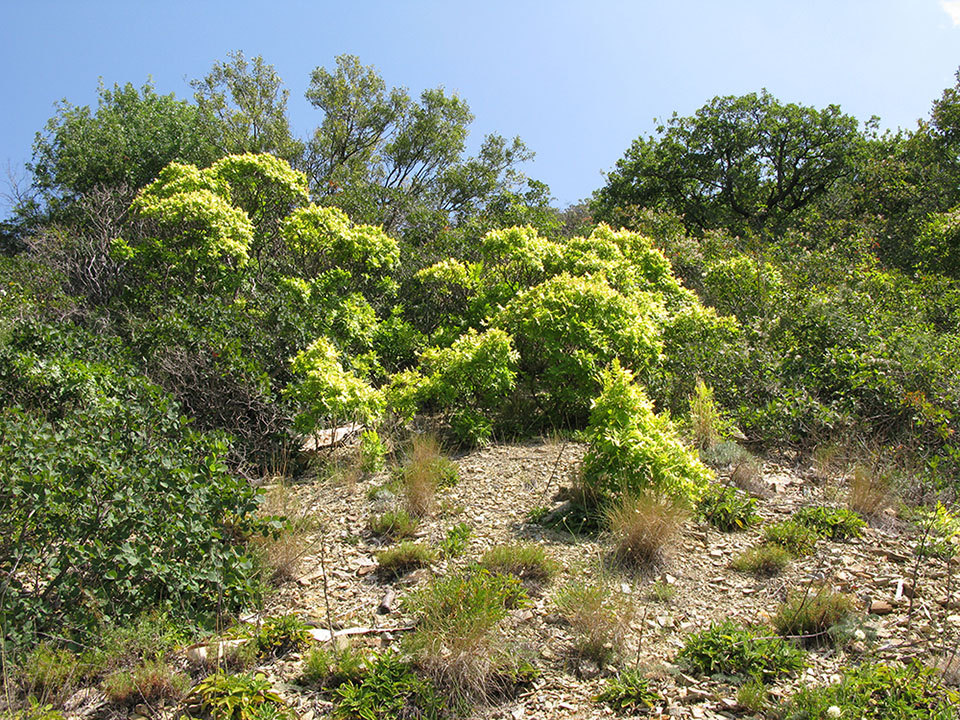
581,361 -> 713,505
286,336 -> 384,433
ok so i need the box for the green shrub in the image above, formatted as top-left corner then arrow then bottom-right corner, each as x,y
793,506 -> 866,540
779,662 -> 957,720
697,484 -> 758,531
772,589 -> 858,647
677,621 -> 805,684
554,577 -> 634,667
376,542 -> 436,577
580,361 -> 712,506
367,509 -> 419,540
479,543 -> 558,586
0,336 -> 267,650
731,544 -> 792,576
498,273 -> 662,423
605,491 -> 688,565
404,568 -> 529,701
183,672 -> 290,720
333,652 -> 445,720
595,668 -> 661,713
699,439 -> 752,470
687,379 -> 725,450
763,521 -> 820,556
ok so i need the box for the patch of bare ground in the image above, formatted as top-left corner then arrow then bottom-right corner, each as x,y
212,439 -> 960,720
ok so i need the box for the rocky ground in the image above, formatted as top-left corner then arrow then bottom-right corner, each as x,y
125,438 -> 960,720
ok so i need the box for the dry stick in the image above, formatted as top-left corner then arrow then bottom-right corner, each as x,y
318,526 -> 337,650
538,438 -> 569,503
634,605 -> 648,670
908,519 -> 935,619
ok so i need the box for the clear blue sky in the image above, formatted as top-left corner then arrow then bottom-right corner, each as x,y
2,0 -> 960,217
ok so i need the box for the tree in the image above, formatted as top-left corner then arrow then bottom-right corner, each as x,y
29,81 -> 218,212
303,55 -> 533,236
192,51 -> 303,163
593,90 -> 863,239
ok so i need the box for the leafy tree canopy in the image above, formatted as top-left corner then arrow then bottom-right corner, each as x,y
593,90 -> 863,239
304,54 -> 534,236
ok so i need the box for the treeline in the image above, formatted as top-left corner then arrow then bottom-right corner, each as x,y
1,53 -> 959,656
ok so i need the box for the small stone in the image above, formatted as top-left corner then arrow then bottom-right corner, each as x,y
947,614 -> 960,627
869,600 -> 894,615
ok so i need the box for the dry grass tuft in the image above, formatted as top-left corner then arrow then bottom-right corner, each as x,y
554,574 -> 635,668
605,492 -> 688,566
848,464 -> 894,519
249,483 -> 319,584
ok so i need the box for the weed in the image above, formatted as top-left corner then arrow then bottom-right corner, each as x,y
763,520 -> 820,556
554,576 -> 634,667
367,509 -> 419,540
183,672 -> 290,720
688,379 -> 724,451
525,505 -> 551,524
0,700 -> 66,720
700,439 -> 752,470
101,658 -> 189,706
697,484 -> 758,531
811,443 -> 845,480
914,502 -> 960,559
605,491 -> 688,566
594,667 -> 661,713
647,579 -> 677,603
772,588 -> 858,647
82,611 -> 191,675
376,542 -> 436,577
359,429 -> 387,475
677,620 -> 805,684
438,522 -> 472,558
333,652 -> 445,720
736,677 -> 768,714
300,645 -> 370,689
479,543 -> 558,588
253,614 -> 311,659
404,568 -> 528,702
792,505 -> 865,540
731,543 -> 792,576
779,662 -> 957,720
848,463 -> 894,518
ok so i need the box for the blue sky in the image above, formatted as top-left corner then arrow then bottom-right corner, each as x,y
2,0 -> 960,217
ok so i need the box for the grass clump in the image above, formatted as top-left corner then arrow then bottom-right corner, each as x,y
731,543 -> 792,576
700,439 -> 752,470
333,652 -> 445,720
16,644 -> 82,706
736,677 -> 769,714
479,543 -> 558,587
848,463 -> 895,519
101,659 -> 190,707
404,568 -> 529,702
647,579 -> 677,603
779,662 -> 957,720
367,509 -> 419,540
763,520 -> 820,556
300,645 -> 370,689
772,588 -> 858,647
396,434 -> 459,517
594,668 -> 661,713
376,541 -> 436,577
554,576 -> 634,668
697,484 -> 758,531
605,491 -> 688,566
677,620 -> 805,684
793,505 -> 866,540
